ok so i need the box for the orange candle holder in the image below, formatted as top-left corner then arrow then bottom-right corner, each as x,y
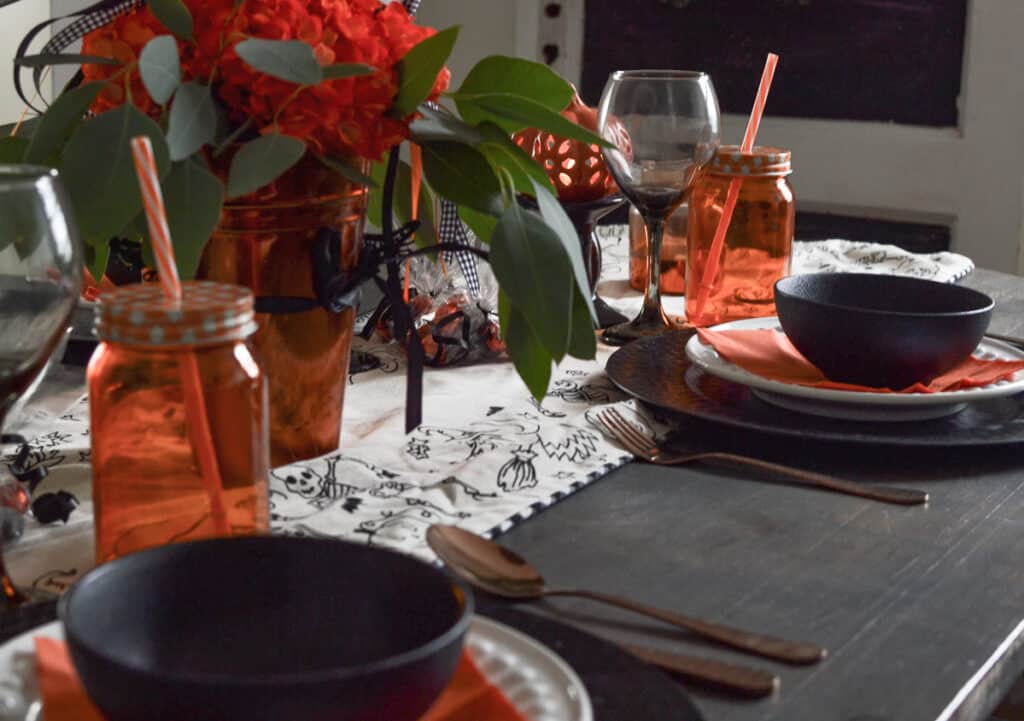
686,146 -> 794,326
88,282 -> 270,564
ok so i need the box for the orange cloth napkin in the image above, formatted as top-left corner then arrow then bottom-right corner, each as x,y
697,328 -> 1024,393
35,637 -> 526,721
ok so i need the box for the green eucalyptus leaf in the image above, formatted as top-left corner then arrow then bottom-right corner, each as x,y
455,55 -> 571,115
458,205 -> 498,244
138,35 -> 181,105
16,53 -> 121,68
0,117 -> 41,140
367,160 -> 387,229
490,201 -> 573,361
316,154 -> 377,188
459,94 -> 612,147
392,161 -> 437,250
567,285 -> 597,359
60,104 -> 170,249
0,137 -> 29,163
166,81 -> 217,161
148,0 -> 194,41
24,82 -> 103,165
530,178 -> 597,323
477,122 -> 553,196
159,158 -> 224,280
504,299 -> 553,400
235,39 -> 322,85
393,26 -> 459,117
321,63 -> 375,80
420,141 -> 502,216
227,133 -> 306,199
409,104 -> 483,145
85,240 -> 111,282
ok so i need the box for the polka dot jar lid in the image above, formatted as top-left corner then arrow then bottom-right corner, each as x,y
710,145 -> 791,177
95,281 -> 257,348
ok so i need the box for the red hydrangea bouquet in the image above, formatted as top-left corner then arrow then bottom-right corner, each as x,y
3,0 -> 606,452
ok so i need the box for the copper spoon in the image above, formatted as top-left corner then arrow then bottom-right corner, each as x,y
427,525 -> 825,665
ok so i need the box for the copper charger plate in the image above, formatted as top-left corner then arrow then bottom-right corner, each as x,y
605,330 -> 1024,447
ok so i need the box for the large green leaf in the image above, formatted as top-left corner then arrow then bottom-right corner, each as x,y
60,104 -> 170,249
226,133 -> 306,199
0,117 -> 41,141
166,81 -> 217,161
0,137 -> 28,163
24,82 -> 103,165
409,105 -> 483,145
567,285 -> 597,359
85,240 -> 111,282
148,0 -> 194,41
477,122 -> 552,196
500,291 -> 553,400
490,201 -> 574,361
458,205 -> 497,244
365,159 -> 436,248
460,93 -> 611,147
316,154 -> 377,188
161,158 -> 224,279
420,141 -> 502,216
322,63 -> 375,80
138,35 -> 181,105
392,26 -> 459,117
530,178 -> 597,324
454,55 -> 572,124
235,39 -> 322,85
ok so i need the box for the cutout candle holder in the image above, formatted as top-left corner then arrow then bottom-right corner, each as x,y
514,89 -> 630,328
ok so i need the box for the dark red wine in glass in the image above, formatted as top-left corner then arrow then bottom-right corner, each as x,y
0,166 -> 83,606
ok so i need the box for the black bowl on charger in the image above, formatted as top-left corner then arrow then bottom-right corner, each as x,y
59,537 -> 472,721
774,273 -> 994,390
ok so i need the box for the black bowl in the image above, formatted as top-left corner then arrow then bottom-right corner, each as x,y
59,537 -> 472,721
774,273 -> 994,389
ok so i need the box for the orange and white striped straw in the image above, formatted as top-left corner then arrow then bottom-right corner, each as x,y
129,134 -> 230,535
690,53 -> 779,326
130,136 -> 181,303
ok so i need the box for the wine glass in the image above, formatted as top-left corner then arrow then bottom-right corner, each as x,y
598,70 -> 720,344
0,165 -> 83,607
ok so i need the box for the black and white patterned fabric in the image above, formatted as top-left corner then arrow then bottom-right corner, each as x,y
42,0 -> 142,56
0,230 -> 979,592
439,200 -> 482,295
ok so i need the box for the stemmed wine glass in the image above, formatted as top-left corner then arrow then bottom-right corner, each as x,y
0,165 -> 83,607
598,70 -> 720,344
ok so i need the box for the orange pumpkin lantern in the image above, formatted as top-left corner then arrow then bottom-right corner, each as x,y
513,88 -> 628,204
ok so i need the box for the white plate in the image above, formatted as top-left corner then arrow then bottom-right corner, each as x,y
685,317 -> 1024,422
0,616 -> 592,721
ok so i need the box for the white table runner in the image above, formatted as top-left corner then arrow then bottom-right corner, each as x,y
0,230 -> 974,596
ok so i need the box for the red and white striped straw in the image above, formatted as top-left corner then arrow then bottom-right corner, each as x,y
741,53 -> 778,153
690,53 -> 779,325
128,134 -> 230,535
129,136 -> 181,302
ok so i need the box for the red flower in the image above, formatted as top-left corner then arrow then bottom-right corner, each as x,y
80,0 -> 450,160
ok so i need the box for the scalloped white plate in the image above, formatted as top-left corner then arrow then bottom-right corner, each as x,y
685,317 -> 1024,421
0,617 -> 592,721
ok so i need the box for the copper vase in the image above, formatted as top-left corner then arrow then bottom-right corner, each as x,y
198,154 -> 368,466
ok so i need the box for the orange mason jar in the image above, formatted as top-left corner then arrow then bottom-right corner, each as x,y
686,146 -> 794,325
88,282 -> 270,564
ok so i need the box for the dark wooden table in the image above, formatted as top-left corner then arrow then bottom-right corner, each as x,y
496,268 -> 1024,721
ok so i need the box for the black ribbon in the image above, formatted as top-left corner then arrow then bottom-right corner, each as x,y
9,0 -> 138,112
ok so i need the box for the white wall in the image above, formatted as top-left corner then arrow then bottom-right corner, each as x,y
0,2 -> 49,124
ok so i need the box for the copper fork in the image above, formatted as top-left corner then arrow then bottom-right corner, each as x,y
596,408 -> 928,506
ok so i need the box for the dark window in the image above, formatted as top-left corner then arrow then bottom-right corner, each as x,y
581,0 -> 967,127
